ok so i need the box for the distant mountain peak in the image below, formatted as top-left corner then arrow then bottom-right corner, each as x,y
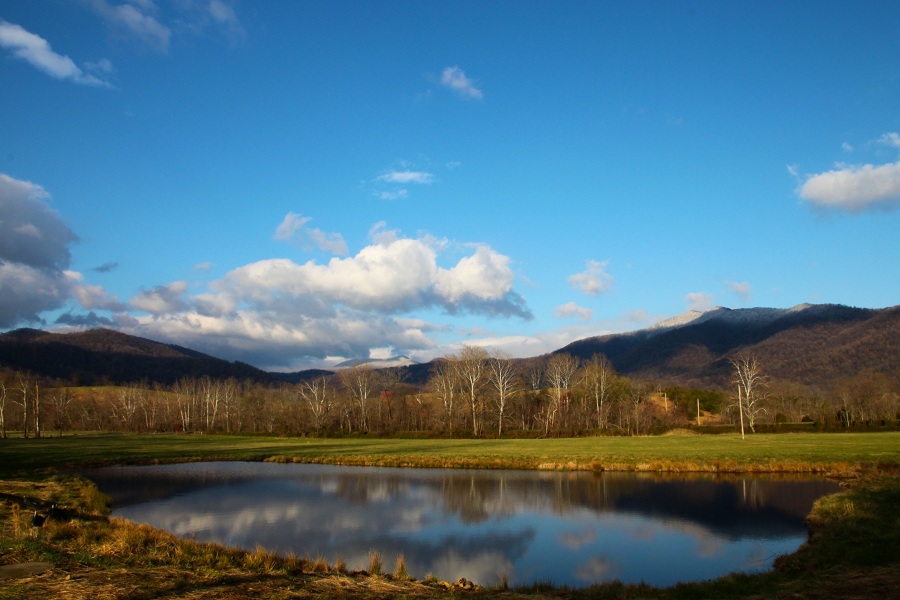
556,302 -> 897,388
646,309 -> 708,331
644,303 -> 833,337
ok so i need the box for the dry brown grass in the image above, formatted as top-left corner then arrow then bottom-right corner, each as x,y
367,550 -> 383,576
394,552 -> 411,580
310,554 -> 329,574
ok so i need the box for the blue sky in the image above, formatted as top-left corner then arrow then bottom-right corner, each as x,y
1,1 -> 899,371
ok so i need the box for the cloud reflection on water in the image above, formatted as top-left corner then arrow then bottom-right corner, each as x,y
86,462 -> 839,588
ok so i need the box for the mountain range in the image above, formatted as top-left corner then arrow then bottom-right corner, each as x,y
1,303 -> 897,390
557,303 -> 900,388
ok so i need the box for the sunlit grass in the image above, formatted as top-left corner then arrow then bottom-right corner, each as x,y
2,431 -> 898,478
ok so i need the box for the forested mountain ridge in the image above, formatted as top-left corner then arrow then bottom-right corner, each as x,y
1,303 -> 898,390
556,303 -> 900,388
0,328 -> 271,385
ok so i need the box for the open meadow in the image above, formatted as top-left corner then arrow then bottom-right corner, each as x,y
3,431 -> 899,476
1,431 -> 899,599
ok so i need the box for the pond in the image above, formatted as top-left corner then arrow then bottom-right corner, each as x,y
84,462 -> 839,588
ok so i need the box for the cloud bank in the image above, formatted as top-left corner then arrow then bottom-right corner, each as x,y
0,174 -> 79,327
124,234 -> 531,368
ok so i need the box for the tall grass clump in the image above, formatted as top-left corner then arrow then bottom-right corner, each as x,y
74,477 -> 111,515
367,549 -> 383,575
283,550 -> 306,575
394,552 -> 411,580
334,554 -> 347,573
311,554 -> 329,573
243,544 -> 280,573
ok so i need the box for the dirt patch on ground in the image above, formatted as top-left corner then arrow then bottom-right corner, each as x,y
0,562 -> 54,579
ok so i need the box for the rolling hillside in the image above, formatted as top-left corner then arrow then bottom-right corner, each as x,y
0,328 -> 271,385
556,303 -> 900,388
1,303 -> 897,389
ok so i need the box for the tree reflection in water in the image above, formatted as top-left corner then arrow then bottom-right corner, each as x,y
85,463 -> 839,588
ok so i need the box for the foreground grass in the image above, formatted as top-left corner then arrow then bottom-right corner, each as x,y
1,432 -> 899,598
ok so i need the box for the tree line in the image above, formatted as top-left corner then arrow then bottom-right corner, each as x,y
1,347 -> 897,438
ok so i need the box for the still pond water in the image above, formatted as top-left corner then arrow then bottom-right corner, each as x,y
84,462 -> 839,588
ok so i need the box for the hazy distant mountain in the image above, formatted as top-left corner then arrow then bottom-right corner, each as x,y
333,355 -> 419,369
0,328 -> 272,386
556,303 -> 900,388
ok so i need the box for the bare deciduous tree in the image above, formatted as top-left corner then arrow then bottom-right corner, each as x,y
487,350 -> 520,436
544,354 -> 580,435
456,346 -> 489,436
429,358 -> 459,434
340,365 -> 379,432
47,388 -> 73,436
730,355 -> 768,438
173,378 -> 198,432
298,376 -> 334,434
582,354 -> 617,430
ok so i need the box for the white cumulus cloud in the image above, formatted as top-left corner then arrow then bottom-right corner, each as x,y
130,281 -> 190,314
0,20 -> 111,86
123,231 -> 531,367
799,161 -> 900,212
215,237 -> 527,317
441,66 -> 483,99
70,278 -> 127,312
568,260 -> 613,296
554,302 -> 593,321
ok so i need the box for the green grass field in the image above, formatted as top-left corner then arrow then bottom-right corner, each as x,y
3,431 -> 898,477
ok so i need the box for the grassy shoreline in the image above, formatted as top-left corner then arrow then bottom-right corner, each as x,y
2,432 -> 899,598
